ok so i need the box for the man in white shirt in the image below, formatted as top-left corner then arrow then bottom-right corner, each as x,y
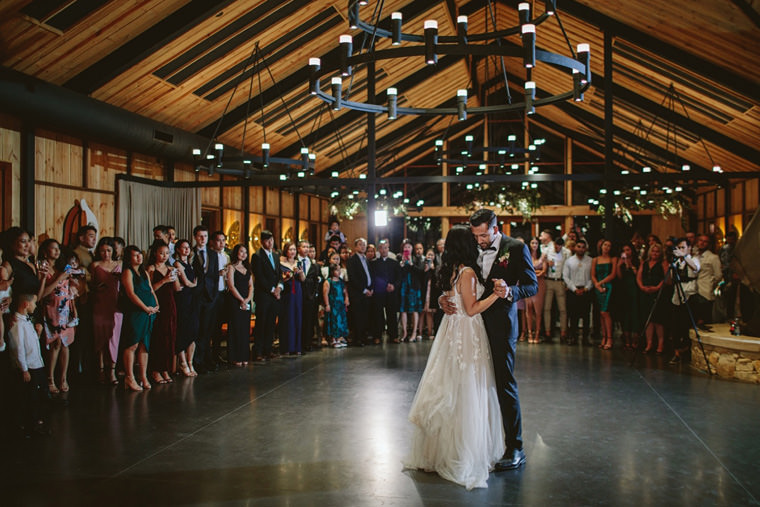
539,229 -> 554,257
544,237 -> 571,343
563,239 -> 593,346
693,234 -> 722,327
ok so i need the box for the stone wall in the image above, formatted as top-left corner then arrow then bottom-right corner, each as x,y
690,324 -> 760,384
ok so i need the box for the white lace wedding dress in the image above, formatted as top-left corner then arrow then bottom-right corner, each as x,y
403,268 -> 506,490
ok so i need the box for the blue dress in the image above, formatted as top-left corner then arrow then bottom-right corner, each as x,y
120,267 -> 156,349
595,262 -> 613,312
399,258 -> 423,313
279,265 -> 303,354
325,278 -> 348,339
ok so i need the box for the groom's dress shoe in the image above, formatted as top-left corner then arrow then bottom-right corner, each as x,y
495,448 -> 526,471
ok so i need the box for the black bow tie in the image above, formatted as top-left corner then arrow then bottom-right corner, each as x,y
480,246 -> 497,252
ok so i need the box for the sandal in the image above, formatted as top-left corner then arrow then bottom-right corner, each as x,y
48,377 -> 59,394
124,376 -> 143,392
110,367 -> 119,386
151,373 -> 167,385
59,379 -> 69,393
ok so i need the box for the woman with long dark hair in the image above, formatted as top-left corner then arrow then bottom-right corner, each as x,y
226,244 -> 253,366
279,241 -> 305,356
173,239 -> 199,376
90,237 -> 122,385
146,240 -> 180,385
404,224 -> 505,490
120,245 -> 159,391
615,242 -> 640,350
524,237 -> 547,343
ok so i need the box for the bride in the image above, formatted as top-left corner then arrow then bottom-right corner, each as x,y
403,225 -> 506,490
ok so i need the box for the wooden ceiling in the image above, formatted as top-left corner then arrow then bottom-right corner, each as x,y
1,0 -> 758,205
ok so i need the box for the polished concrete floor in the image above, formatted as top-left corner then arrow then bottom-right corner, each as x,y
2,340 -> 759,506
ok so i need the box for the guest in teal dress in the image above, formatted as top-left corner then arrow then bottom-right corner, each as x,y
120,245 -> 159,392
615,243 -> 640,350
398,239 -> 424,342
323,263 -> 349,348
592,239 -> 617,349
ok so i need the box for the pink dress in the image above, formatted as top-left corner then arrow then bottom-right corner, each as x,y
92,264 -> 123,364
42,273 -> 76,347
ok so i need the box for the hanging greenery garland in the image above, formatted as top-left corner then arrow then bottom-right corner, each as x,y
456,184 -> 542,222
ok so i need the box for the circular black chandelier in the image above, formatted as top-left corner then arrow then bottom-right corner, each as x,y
307,0 -> 591,118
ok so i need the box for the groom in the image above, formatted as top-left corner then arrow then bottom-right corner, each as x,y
441,209 -> 537,470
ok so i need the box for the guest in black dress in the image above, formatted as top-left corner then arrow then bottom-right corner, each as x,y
225,244 -> 253,367
0,227 -> 45,312
173,239 -> 199,376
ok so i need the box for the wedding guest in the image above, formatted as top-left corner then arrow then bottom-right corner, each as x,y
226,244 -> 253,367
525,237 -> 547,343
8,292 -> 49,437
208,231 -> 229,368
544,237 -> 569,343
1,227 -> 45,312
0,248 -> 10,352
320,235 -> 342,264
89,237 -> 122,385
346,238 -> 373,347
366,243 -> 377,260
167,226 -> 177,247
153,225 -> 175,264
321,251 -> 345,280
71,224 -> 96,379
615,243 -> 640,350
371,239 -> 399,344
432,238 -> 445,333
39,240 -> 77,394
563,239 -> 593,346
592,239 -> 618,349
324,218 -> 347,244
113,237 -> 125,261
693,234 -> 722,326
279,241 -> 305,356
173,239 -> 199,376
120,245 -> 159,392
147,241 -> 179,385
192,226 -> 220,373
339,244 -> 351,278
419,248 -> 436,340
398,239 -> 424,342
637,242 -> 669,354
299,241 -> 321,350
252,230 -> 282,363
538,229 -> 554,257
323,263 -> 349,348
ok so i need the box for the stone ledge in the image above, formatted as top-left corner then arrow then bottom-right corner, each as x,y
690,324 -> 760,383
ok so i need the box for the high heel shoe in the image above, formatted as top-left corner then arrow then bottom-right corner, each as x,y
140,377 -> 152,390
124,376 -> 143,392
59,378 -> 69,393
110,367 -> 119,386
179,363 -> 193,377
48,377 -> 59,394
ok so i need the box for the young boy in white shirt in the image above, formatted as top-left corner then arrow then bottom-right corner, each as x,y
8,293 -> 49,437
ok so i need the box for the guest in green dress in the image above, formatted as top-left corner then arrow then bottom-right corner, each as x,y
120,245 -> 159,392
592,239 -> 617,349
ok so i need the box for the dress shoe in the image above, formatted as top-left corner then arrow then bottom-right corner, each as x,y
495,448 -> 526,471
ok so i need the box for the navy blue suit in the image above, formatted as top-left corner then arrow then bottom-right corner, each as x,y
252,248 -> 281,358
480,236 -> 537,453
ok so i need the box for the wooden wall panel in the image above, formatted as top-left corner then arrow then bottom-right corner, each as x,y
0,126 -> 21,225
223,209 -> 243,246
731,183 -> 743,214
281,192 -> 294,218
265,187 -> 279,216
88,143 -> 127,191
223,183 -> 242,210
174,163 -> 196,182
716,191 -> 725,217
281,218 -> 295,245
310,197 -> 321,222
745,178 -> 758,210
131,153 -> 164,180
199,172 -> 220,207
35,134 -> 83,187
706,192 -> 715,218
35,185 -> 115,242
299,194 -> 309,220
249,186 -> 264,213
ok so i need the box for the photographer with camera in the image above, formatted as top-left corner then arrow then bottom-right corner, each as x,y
668,238 -> 700,364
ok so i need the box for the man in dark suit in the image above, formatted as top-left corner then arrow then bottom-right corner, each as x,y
298,240 -> 321,351
252,230 -> 282,362
441,209 -> 537,470
346,237 -> 373,347
192,225 -> 221,373
371,239 -> 399,344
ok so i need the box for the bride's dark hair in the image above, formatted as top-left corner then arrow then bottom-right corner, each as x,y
437,224 -> 485,291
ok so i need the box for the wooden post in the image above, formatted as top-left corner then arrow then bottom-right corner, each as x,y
441,139 -> 450,235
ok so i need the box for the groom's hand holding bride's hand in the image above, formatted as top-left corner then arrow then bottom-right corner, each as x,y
492,279 -> 509,299
438,294 -> 457,315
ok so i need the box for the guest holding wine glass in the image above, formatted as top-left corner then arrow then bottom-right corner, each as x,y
121,245 -> 159,392
279,241 -> 305,356
89,237 -> 122,386
525,237 -> 547,343
226,244 -> 253,367
146,241 -> 180,385
173,239 -> 199,376
39,239 -> 77,394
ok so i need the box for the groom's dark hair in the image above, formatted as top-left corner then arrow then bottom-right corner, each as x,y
469,209 -> 497,229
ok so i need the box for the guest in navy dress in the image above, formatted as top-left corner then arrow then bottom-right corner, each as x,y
279,242 -> 305,357
225,244 -> 253,366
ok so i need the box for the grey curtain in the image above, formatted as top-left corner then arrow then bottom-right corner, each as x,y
117,179 -> 201,250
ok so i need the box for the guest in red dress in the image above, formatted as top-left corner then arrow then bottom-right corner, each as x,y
146,241 -> 180,384
90,237 -> 123,385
